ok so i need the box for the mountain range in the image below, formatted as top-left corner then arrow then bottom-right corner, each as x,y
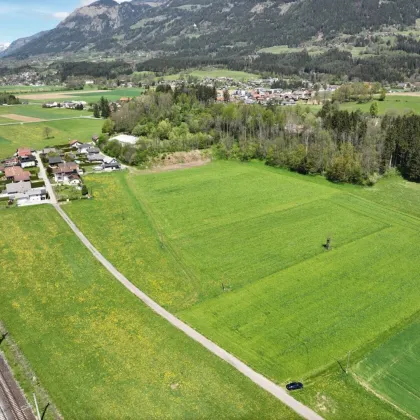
2,0 -> 420,59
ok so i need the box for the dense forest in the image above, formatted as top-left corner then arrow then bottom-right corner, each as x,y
97,86 -> 420,184
137,48 -> 420,83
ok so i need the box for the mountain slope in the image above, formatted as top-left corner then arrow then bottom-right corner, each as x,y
4,0 -> 420,58
6,0 -> 152,57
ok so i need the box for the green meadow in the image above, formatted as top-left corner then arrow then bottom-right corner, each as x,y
354,318 -> 420,418
0,104 -> 91,119
0,205 -> 297,419
0,118 -> 103,158
340,95 -> 420,114
63,161 -> 420,418
161,69 -> 261,81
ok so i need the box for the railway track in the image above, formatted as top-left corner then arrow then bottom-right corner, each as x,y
0,357 -> 35,420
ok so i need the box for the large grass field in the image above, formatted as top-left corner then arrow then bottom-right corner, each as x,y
21,88 -> 144,104
354,318 -> 420,418
0,118 -> 103,158
340,95 -> 420,114
161,69 -> 261,81
0,205 -> 297,419
62,161 -> 420,418
0,104 -> 91,120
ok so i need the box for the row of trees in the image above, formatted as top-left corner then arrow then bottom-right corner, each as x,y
98,86 -> 420,183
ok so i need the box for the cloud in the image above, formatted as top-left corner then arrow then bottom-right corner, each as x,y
52,11 -> 70,19
80,0 -> 131,4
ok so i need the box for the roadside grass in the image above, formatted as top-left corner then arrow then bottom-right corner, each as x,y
340,95 -> 420,114
0,119 -> 103,158
353,318 -> 420,418
0,205 -> 297,419
295,370 -> 404,420
63,160 -> 420,418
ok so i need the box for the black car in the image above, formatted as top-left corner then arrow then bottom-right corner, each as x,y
286,382 -> 303,391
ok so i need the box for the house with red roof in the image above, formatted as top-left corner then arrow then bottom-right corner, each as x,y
4,166 -> 31,182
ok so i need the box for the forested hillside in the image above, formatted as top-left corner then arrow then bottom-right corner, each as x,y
7,0 -> 420,56
5,0 -> 420,82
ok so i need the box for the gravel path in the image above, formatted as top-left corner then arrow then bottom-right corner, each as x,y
36,153 -> 323,419
52,199 -> 323,420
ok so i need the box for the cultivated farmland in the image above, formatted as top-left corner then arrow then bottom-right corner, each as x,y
354,318 -> 420,418
0,205 -> 297,419
63,161 -> 420,418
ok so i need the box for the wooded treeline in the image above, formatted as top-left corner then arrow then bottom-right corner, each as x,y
98,86 -> 420,184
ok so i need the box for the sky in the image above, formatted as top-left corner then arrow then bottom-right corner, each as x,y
0,0 -> 130,45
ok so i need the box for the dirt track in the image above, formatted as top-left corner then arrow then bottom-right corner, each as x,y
18,90 -> 109,101
1,114 -> 45,123
388,92 -> 420,97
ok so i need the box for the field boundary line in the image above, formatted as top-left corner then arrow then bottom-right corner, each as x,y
121,175 -> 200,289
353,373 -> 417,420
53,203 -> 323,420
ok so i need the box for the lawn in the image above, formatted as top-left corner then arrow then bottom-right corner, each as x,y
340,95 -> 420,114
0,118 -> 103,158
354,318 -> 420,419
0,205 -> 297,419
63,161 -> 420,418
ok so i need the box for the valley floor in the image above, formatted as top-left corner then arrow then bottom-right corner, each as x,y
2,160 -> 420,418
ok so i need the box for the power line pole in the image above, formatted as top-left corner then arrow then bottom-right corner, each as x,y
346,351 -> 351,373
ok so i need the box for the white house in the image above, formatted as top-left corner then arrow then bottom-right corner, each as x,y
77,143 -> 92,154
102,157 -> 121,171
14,188 -> 47,206
20,155 -> 37,169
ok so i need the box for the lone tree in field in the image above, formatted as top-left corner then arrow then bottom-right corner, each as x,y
325,236 -> 332,250
370,101 -> 379,117
93,103 -> 100,119
43,126 -> 52,139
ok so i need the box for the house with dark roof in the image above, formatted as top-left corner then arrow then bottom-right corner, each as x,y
20,155 -> 37,169
48,156 -> 63,167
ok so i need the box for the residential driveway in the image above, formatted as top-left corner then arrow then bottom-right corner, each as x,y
34,152 -> 57,204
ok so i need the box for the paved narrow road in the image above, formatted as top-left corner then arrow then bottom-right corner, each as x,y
34,153 -> 56,205
36,157 -> 322,419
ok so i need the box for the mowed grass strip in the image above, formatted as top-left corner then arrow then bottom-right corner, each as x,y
0,206 -> 298,419
0,118 -> 103,158
354,319 -> 420,418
